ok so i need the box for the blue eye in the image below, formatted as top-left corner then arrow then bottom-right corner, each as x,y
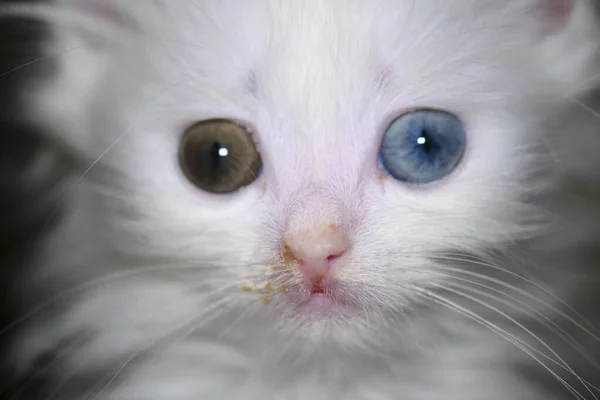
378,110 -> 466,184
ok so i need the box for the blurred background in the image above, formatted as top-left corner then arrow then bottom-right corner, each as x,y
0,0 -> 67,326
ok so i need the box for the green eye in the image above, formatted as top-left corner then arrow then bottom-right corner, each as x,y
179,119 -> 262,194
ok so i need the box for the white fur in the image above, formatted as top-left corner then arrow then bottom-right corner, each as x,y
4,1 -> 600,399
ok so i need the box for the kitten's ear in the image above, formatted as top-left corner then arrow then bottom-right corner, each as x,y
59,0 -> 130,27
534,0 -> 576,35
531,0 -> 600,95
55,0 -> 138,47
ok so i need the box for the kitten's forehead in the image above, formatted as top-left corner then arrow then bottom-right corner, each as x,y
175,0 -> 530,95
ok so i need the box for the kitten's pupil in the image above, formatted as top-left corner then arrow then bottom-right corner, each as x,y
203,141 -> 230,184
208,142 -> 235,186
210,142 -> 228,169
416,132 -> 431,153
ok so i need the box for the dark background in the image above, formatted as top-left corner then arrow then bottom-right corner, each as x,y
0,0 -> 67,341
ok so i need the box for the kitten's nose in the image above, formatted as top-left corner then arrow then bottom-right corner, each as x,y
284,224 -> 351,281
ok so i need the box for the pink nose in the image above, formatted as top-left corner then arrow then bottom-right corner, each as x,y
284,224 -> 351,281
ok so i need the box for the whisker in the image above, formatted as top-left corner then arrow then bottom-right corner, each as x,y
88,294 -> 236,400
0,260 -> 268,338
414,288 -> 588,400
1,329 -> 90,400
437,272 -> 600,374
440,277 -> 600,388
569,97 -> 600,121
431,263 -> 600,343
429,254 -> 600,339
427,283 -> 596,399
26,72 -> 219,262
216,301 -> 262,341
0,45 -> 82,80
74,74 -> 210,184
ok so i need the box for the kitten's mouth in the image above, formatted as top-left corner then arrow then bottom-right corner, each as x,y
293,280 -> 351,317
248,267 -> 352,319
240,278 -> 352,320
310,287 -> 325,295
299,292 -> 340,315
309,278 -> 326,295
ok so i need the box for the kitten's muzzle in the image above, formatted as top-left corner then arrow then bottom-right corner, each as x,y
283,224 -> 350,293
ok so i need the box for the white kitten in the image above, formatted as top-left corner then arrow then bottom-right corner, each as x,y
2,1 -> 600,399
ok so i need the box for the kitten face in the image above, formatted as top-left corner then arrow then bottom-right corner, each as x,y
33,0 -> 597,345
